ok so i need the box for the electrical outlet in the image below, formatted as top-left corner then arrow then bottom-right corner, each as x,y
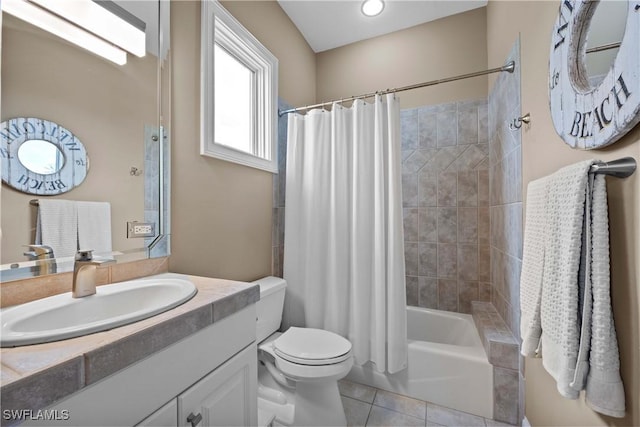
127,221 -> 155,238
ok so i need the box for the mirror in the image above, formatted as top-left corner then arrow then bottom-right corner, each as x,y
548,0 -> 638,149
584,1 -> 626,87
0,1 -> 171,281
18,140 -> 65,175
1,117 -> 89,195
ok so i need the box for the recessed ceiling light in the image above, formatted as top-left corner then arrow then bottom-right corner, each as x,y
361,0 -> 384,17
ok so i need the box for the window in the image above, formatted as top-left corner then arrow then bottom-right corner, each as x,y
201,0 -> 278,173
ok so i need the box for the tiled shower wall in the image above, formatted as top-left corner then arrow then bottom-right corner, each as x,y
144,125 -> 170,258
487,39 -> 524,425
272,99 -> 289,278
488,43 -> 523,338
400,100 -> 491,313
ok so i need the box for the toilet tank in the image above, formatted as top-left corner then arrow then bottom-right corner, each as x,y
253,276 -> 286,342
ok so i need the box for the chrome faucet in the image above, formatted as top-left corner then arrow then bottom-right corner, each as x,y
24,244 -> 54,260
72,250 -> 115,298
23,244 -> 57,275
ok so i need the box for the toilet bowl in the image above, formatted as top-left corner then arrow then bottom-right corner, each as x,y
253,277 -> 353,426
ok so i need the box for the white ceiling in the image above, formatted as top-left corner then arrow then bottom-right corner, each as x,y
277,0 -> 488,53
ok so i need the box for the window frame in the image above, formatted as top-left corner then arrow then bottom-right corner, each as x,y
200,0 -> 278,173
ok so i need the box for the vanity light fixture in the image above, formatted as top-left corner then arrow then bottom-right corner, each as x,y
2,0 -> 127,65
1,0 -> 146,66
361,0 -> 385,17
28,0 -> 146,57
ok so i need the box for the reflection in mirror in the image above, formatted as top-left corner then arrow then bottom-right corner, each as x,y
584,0 -> 626,87
0,1 -> 171,282
17,140 -> 65,175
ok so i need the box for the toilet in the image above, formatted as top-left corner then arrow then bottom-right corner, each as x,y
253,277 -> 353,427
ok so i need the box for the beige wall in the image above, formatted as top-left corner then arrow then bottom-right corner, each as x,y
220,1 -> 316,108
169,1 -> 315,281
316,8 -> 488,109
1,16 -> 155,263
486,2 -> 640,426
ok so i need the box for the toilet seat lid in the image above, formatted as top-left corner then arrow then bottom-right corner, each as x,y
274,327 -> 352,365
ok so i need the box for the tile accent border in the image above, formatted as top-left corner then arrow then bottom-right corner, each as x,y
0,358 -> 84,418
84,305 -> 213,384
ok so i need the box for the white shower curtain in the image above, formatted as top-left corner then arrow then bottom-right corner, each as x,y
283,94 -> 407,374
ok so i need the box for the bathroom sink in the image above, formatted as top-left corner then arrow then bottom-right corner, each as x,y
0,275 -> 197,347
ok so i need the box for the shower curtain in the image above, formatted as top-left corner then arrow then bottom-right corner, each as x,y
283,94 -> 407,374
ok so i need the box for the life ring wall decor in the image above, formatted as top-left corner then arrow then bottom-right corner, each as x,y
549,0 -> 640,149
0,117 -> 89,195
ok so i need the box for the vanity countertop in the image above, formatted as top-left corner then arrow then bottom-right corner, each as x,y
0,273 -> 260,413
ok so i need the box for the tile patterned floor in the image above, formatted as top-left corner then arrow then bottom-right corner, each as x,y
339,379 -> 516,427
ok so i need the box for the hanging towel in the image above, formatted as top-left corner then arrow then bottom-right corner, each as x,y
584,174 -> 625,417
35,199 -> 78,258
519,176 -> 549,356
77,201 -> 112,255
519,160 -> 625,418
538,160 -> 591,400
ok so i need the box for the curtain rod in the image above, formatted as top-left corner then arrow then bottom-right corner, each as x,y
278,61 -> 516,117
279,39 -> 619,118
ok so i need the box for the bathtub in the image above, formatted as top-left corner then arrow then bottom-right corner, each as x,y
346,306 -> 493,418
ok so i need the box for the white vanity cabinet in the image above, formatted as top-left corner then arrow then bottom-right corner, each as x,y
177,343 -> 257,427
137,343 -> 257,427
137,400 -> 178,426
23,305 -> 257,427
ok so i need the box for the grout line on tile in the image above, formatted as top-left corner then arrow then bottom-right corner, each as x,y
363,401 -> 374,427
371,401 -> 427,417
347,379 -> 508,427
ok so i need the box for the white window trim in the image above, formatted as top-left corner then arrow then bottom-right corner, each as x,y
200,0 -> 278,173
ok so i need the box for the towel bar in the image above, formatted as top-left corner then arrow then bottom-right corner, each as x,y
589,157 -> 636,178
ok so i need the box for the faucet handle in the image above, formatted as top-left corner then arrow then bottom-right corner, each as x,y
25,244 -> 54,253
75,249 -> 94,261
23,245 -> 55,259
75,249 -> 116,266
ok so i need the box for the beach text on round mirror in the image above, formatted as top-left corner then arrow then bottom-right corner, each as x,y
549,0 -> 640,149
0,117 -> 89,195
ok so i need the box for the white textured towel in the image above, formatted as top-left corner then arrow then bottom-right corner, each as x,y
584,175 -> 625,417
35,199 -> 78,258
539,160 -> 591,399
520,176 -> 549,356
519,160 -> 625,418
77,201 -> 112,255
